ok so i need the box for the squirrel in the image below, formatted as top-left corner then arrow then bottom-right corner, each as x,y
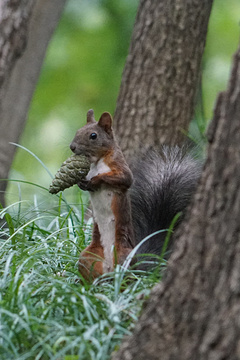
70,109 -> 135,280
70,109 -> 201,281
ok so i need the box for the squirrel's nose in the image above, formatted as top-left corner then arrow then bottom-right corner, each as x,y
70,142 -> 76,152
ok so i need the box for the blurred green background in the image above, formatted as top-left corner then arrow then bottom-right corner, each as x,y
6,0 -> 240,205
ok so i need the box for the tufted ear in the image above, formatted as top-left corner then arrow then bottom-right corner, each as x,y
86,109 -> 96,124
98,112 -> 113,135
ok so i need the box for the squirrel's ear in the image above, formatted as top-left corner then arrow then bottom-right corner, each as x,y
86,109 -> 96,124
98,112 -> 113,135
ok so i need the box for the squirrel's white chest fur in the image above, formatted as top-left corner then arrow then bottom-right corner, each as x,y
86,158 -> 110,181
86,159 -> 116,272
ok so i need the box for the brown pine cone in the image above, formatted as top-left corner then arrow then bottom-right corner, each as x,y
49,155 -> 90,194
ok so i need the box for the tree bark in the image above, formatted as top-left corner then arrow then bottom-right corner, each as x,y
114,0 -> 213,159
0,0 -> 34,96
0,0 -> 67,207
113,42 -> 240,360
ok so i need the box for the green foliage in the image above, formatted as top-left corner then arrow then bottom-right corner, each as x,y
0,189 -> 165,359
202,0 -> 240,122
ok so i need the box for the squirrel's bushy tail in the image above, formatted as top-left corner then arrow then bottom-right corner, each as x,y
129,146 -> 201,263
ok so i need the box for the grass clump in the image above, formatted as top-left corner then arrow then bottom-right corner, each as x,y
0,190 -> 164,360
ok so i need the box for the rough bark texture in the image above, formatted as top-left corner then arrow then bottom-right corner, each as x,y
0,0 -> 67,207
0,0 -> 34,97
113,43 -> 240,360
114,0 -> 213,159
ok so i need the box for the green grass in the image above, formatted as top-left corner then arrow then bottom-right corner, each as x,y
0,189 -> 165,360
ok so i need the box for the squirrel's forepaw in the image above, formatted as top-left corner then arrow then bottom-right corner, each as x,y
77,179 -> 95,192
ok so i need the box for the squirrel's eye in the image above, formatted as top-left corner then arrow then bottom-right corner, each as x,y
89,133 -> 97,140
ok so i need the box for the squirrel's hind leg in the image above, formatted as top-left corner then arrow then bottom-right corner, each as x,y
78,223 -> 104,282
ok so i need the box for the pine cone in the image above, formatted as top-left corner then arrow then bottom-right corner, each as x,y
49,155 -> 90,194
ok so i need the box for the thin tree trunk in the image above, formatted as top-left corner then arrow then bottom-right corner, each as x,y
113,43 -> 240,360
0,0 -> 67,207
114,0 -> 213,159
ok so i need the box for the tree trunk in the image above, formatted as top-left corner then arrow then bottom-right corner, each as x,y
0,0 -> 34,95
0,0 -> 67,207
113,42 -> 240,360
114,0 -> 213,159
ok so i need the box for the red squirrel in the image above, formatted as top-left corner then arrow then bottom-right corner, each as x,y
70,110 -> 201,280
70,109 -> 135,280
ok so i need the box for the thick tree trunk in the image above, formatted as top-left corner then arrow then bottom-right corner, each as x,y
114,0 -> 213,159
113,43 -> 240,360
0,0 -> 67,207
